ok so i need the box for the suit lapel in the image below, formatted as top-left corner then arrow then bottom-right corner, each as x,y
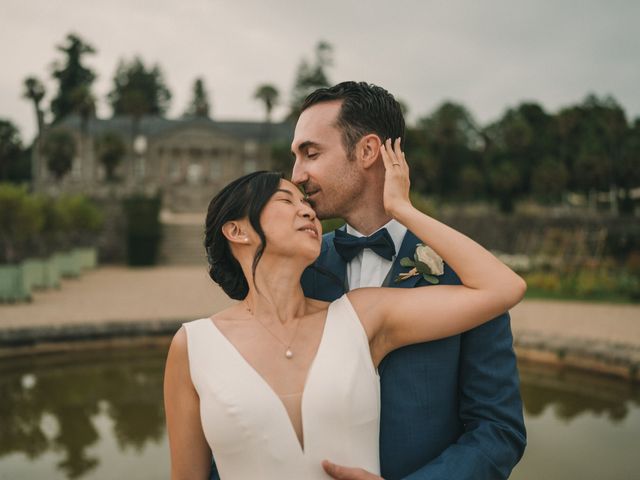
315,228 -> 348,299
323,241 -> 348,289
386,230 -> 422,289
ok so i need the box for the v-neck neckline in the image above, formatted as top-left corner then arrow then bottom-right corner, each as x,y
205,298 -> 336,454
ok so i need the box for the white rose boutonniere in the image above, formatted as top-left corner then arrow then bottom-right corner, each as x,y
395,243 -> 444,284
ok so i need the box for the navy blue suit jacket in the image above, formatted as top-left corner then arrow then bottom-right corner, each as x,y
208,229 -> 526,479
300,228 -> 526,480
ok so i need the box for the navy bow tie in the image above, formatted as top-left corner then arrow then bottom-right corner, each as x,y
333,228 -> 396,262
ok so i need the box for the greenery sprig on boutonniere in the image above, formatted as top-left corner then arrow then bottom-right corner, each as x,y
395,243 -> 444,284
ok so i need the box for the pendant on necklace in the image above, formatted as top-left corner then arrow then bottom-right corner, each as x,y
285,348 -> 293,359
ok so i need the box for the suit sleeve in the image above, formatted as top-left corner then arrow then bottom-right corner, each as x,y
401,312 -> 527,480
208,460 -> 220,480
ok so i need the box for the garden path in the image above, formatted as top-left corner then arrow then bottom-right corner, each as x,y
0,266 -> 637,342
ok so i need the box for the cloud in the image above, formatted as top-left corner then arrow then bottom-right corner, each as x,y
2,0 -> 639,142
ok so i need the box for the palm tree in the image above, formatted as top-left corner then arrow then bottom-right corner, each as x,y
42,130 -> 76,181
23,76 -> 46,139
71,85 -> 96,131
96,131 -> 126,181
23,76 -> 47,182
70,85 -> 95,175
253,84 -> 279,124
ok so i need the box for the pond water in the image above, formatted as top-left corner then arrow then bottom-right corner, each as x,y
0,346 -> 638,480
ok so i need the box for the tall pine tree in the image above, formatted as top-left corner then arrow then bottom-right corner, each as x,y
108,57 -> 172,117
289,41 -> 333,120
184,78 -> 211,118
50,34 -> 97,123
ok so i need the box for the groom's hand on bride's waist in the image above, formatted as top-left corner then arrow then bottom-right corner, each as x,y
322,460 -> 384,480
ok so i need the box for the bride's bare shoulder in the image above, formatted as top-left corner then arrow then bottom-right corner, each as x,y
166,326 -> 189,372
208,303 -> 250,323
346,287 -> 386,309
168,304 -> 246,351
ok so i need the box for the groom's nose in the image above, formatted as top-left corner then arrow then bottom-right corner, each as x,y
291,160 -> 308,188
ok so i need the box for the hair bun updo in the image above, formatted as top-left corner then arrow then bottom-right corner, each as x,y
203,171 -> 283,300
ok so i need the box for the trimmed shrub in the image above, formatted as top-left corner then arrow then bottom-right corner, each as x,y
123,194 -> 162,266
57,194 -> 104,246
0,184 -> 43,263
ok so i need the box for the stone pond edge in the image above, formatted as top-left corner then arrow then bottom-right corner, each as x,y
1,321 -> 638,383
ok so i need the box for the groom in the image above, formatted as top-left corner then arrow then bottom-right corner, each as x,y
292,82 -> 526,479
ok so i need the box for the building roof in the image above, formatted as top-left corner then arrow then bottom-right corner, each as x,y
58,115 -> 293,143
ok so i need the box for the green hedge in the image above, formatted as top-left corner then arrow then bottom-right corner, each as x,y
0,184 -> 43,263
524,268 -> 640,303
0,183 -> 104,264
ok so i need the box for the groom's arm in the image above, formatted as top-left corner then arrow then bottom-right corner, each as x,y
402,312 -> 526,480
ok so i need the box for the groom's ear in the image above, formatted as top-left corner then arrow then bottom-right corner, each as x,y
222,221 -> 251,245
358,134 -> 383,170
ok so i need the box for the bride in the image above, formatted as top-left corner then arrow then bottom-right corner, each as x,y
163,139 -> 526,479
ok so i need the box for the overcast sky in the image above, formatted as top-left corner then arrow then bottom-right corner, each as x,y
2,0 -> 639,142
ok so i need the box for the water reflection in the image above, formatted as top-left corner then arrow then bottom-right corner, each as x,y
514,362 -> 640,480
519,362 -> 640,423
0,347 -> 639,479
0,348 -> 168,479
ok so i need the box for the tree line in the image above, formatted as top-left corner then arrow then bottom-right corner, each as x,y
403,96 -> 640,213
1,33 -> 638,215
1,33 -> 331,184
16,33 -> 329,138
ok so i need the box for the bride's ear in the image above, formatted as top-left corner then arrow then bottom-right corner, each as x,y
358,134 -> 383,170
222,221 -> 251,245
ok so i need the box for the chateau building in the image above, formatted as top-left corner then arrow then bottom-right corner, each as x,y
34,115 -> 292,212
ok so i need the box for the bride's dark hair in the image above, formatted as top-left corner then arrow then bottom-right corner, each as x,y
204,171 -> 284,300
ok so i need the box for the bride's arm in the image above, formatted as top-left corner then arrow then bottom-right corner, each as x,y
349,139 -> 526,366
164,328 -> 212,480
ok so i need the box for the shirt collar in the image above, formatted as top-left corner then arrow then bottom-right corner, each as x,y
345,219 -> 407,258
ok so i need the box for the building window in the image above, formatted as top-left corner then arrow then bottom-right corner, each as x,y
189,147 -> 203,159
71,156 -> 82,179
210,160 -> 222,179
134,156 -> 146,180
244,140 -> 258,156
244,159 -> 258,174
187,163 -> 203,184
169,159 -> 181,182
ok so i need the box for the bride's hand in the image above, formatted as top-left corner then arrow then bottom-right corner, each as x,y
380,137 -> 412,219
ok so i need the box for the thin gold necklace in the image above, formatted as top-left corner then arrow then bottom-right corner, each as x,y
244,302 -> 301,359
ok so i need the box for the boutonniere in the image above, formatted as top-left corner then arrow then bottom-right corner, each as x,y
395,243 -> 444,284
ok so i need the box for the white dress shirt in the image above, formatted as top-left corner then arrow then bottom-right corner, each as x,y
345,219 -> 407,289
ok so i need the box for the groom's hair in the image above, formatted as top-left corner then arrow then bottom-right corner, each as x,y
301,81 -> 405,160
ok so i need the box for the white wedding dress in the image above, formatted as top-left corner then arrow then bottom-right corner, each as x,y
183,294 -> 381,479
